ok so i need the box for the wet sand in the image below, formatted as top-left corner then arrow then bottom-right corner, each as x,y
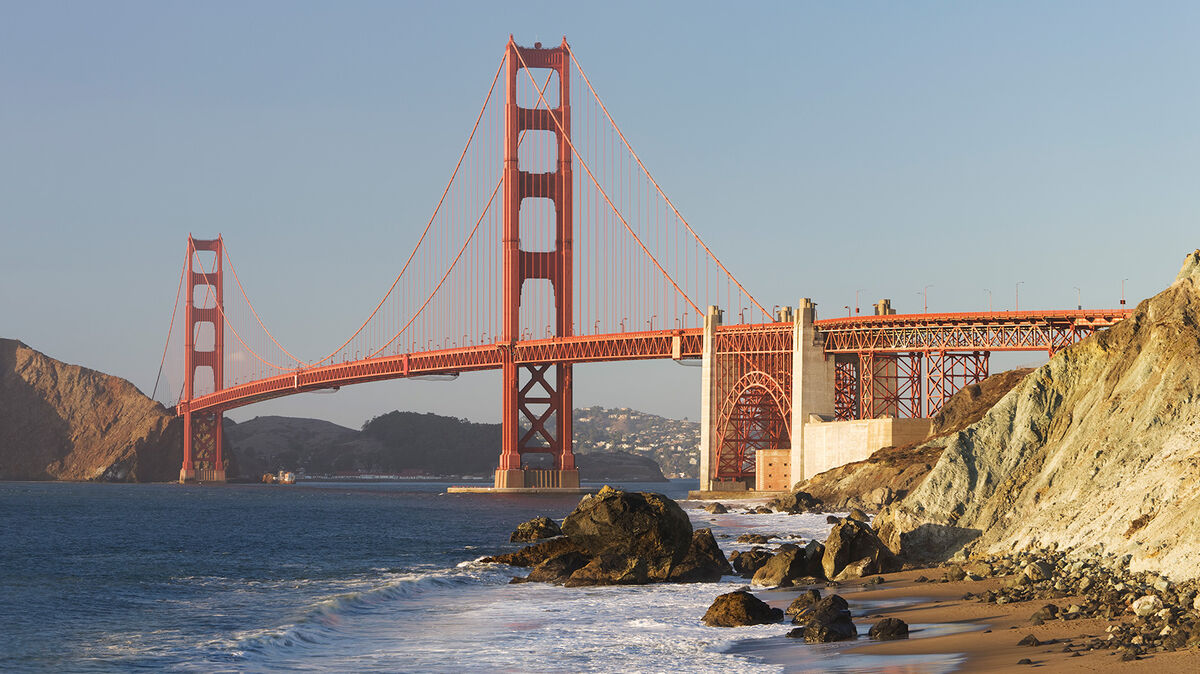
839,568 -> 1198,672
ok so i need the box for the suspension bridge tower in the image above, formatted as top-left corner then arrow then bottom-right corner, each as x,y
494,38 -> 579,490
179,235 -> 227,483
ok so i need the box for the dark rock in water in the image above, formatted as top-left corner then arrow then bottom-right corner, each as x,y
753,506 -> 773,514
482,536 -> 582,567
563,553 -> 649,586
510,516 -> 563,543
669,528 -> 733,583
561,486 -> 692,582
786,589 -> 823,615
789,594 -> 857,642
768,490 -> 823,513
729,548 -> 773,578
521,551 -> 591,584
702,590 -> 784,627
736,533 -> 772,544
703,502 -> 728,514
846,507 -> 870,523
822,518 -> 900,580
752,548 -> 809,587
826,515 -> 841,524
868,617 -> 909,640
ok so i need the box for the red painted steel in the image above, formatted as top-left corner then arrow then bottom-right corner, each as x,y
182,236 -> 226,482
501,38 -> 575,473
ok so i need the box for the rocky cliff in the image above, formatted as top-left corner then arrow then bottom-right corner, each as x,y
0,339 -> 181,481
877,250 -> 1200,581
793,368 -> 1032,511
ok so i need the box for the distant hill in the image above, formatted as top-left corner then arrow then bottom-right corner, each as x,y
573,406 -> 699,478
227,409 -> 675,481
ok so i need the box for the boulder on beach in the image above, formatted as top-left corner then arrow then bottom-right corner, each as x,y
785,588 -> 822,615
822,519 -> 900,580
868,617 -> 908,640
703,502 -> 728,514
788,594 -> 857,643
510,516 -> 563,542
701,590 -> 784,627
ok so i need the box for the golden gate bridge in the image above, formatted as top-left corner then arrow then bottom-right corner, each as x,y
157,38 -> 1129,490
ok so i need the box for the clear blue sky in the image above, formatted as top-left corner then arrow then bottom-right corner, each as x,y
2,1 -> 1197,427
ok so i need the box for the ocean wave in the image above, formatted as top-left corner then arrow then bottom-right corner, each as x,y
227,565 -> 517,660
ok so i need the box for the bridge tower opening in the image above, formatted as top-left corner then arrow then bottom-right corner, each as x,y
180,235 -> 226,483
495,38 -> 579,490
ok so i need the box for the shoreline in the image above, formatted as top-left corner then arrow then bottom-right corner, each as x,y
742,568 -> 1199,672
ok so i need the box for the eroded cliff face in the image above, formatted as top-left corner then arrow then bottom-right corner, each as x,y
877,251 -> 1200,580
793,368 -> 1032,512
0,339 -> 182,481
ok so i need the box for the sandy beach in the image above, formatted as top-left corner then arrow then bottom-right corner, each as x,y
825,568 -> 1199,672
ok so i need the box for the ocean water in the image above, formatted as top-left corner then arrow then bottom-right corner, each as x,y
0,481 -> 963,673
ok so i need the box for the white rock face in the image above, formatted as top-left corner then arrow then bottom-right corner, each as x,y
877,250 -> 1200,581
1131,595 -> 1163,618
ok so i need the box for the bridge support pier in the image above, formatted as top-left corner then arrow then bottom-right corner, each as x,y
789,298 -> 836,487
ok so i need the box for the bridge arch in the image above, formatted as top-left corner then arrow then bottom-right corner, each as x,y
713,370 -> 791,483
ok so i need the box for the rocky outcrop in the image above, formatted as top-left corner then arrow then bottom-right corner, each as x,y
702,590 -> 784,627
510,516 -> 563,543
0,339 -> 183,481
822,519 -> 901,580
877,250 -> 1200,581
790,369 -> 1032,511
766,490 -> 822,513
487,487 -> 728,586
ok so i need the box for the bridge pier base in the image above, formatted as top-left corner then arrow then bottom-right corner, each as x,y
492,468 -> 580,490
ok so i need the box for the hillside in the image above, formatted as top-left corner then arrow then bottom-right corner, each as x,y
0,339 -> 182,481
574,406 -> 699,478
793,367 -> 1032,510
877,250 -> 1200,580
227,409 -> 671,481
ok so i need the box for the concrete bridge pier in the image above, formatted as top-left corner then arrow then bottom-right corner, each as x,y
788,298 -> 836,487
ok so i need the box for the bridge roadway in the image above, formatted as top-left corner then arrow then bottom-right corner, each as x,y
177,309 -> 1131,416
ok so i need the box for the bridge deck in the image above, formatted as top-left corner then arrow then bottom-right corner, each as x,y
178,309 -> 1131,415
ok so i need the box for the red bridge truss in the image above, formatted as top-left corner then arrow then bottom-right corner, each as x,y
156,38 -> 1132,486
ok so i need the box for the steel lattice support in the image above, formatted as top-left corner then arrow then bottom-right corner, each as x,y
711,328 -> 793,483
859,352 -> 922,419
833,354 -> 859,421
181,236 -> 226,483
925,351 -> 990,417
497,39 -> 577,487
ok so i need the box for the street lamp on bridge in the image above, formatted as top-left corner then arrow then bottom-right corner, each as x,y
1074,287 -> 1081,311
984,288 -> 993,312
922,285 -> 933,313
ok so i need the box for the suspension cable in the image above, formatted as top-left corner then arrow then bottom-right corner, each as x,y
151,250 -> 187,402
515,47 -> 702,317
566,45 -> 770,321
